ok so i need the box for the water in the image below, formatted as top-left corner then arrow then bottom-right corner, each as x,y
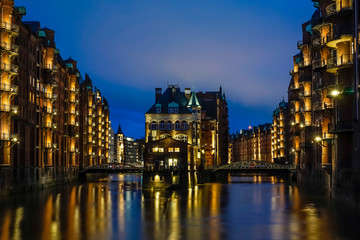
0,174 -> 359,240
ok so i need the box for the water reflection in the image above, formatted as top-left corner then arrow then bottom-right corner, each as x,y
0,174 -> 359,240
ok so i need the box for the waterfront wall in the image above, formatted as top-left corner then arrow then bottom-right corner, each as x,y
0,167 -> 78,195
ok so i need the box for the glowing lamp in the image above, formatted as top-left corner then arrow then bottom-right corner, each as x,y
314,136 -> 322,142
331,90 -> 340,97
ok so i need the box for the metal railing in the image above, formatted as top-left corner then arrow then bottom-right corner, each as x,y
313,101 -> 334,111
312,59 -> 327,69
0,63 -> 19,73
0,104 -> 10,112
326,1 -> 352,16
327,54 -> 353,69
0,22 -> 19,34
0,83 -> 18,93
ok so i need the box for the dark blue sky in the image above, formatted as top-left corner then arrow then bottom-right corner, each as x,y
16,0 -> 315,139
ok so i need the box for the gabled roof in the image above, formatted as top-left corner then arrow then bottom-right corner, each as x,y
187,91 -> 201,108
146,87 -> 193,114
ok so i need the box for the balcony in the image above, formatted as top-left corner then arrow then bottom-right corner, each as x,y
328,121 -> 353,133
0,63 -> 19,75
0,22 -> 20,35
0,133 -> 18,142
52,94 -> 58,100
327,54 -> 353,73
0,83 -> 18,95
326,1 -> 352,17
43,64 -> 58,72
298,61 -> 311,68
313,101 -> 334,111
43,92 -> 52,99
44,143 -> 52,149
312,37 -> 327,48
326,27 -> 353,49
312,59 -> 327,70
0,42 -> 19,55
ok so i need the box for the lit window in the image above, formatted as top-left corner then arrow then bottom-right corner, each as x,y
175,148 -> 180,152
159,148 -> 164,152
168,148 -> 174,152
152,147 -> 158,152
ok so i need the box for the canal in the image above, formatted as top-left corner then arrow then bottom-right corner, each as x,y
0,174 -> 359,240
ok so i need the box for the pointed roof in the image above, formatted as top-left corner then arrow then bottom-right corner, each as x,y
187,91 -> 200,108
117,124 -> 123,134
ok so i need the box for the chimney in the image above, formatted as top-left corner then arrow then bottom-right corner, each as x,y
155,88 -> 162,102
171,87 -> 176,102
185,88 -> 191,99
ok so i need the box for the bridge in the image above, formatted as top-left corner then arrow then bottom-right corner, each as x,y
80,165 -> 144,174
212,160 -> 295,174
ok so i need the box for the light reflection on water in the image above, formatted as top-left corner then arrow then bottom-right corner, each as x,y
0,174 -> 359,240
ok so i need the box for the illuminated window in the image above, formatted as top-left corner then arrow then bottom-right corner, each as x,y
152,147 -> 158,152
159,148 -> 164,152
168,148 -> 174,152
175,148 -> 180,152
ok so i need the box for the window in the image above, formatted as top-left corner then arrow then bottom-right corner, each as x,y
152,147 -> 158,152
168,148 -> 174,152
175,121 -> 180,130
159,148 -> 164,152
181,121 -> 188,130
175,148 -> 180,153
168,107 -> 179,113
156,107 -> 161,113
159,121 -> 165,130
150,122 -> 157,130
166,121 -> 173,130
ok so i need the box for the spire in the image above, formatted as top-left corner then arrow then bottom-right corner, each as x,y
117,124 -> 123,134
187,91 -> 200,108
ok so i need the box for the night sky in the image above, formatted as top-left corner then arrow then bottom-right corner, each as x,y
16,0 -> 315,139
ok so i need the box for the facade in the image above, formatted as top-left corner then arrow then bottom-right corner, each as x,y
231,124 -> 272,163
272,100 -> 290,164
143,85 -> 229,189
143,137 -> 199,189
0,2 -> 111,193
144,85 -> 228,168
284,0 -> 360,205
197,87 -> 229,166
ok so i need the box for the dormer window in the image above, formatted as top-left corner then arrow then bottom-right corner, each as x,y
168,102 -> 179,113
155,103 -> 161,113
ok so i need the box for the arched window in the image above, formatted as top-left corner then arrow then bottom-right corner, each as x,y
159,121 -> 165,130
175,121 -> 181,131
181,121 -> 188,130
151,121 -> 157,130
166,121 -> 173,130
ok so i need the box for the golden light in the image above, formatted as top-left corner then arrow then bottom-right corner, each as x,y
314,136 -> 322,142
331,89 -> 341,97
